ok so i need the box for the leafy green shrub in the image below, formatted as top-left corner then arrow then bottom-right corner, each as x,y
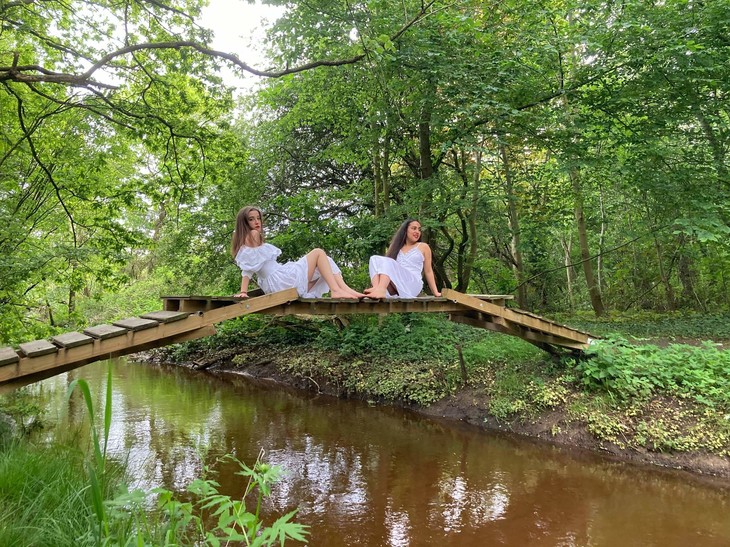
316,313 -> 471,364
0,388 -> 45,436
106,455 -> 308,546
336,359 -> 458,406
461,334 -> 544,368
576,337 -> 730,408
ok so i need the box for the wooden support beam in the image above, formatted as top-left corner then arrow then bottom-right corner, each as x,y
0,290 -> 298,386
449,314 -> 585,352
442,289 -> 591,348
0,326 -> 218,395
260,297 -> 466,316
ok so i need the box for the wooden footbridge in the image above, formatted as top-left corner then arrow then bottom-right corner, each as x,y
0,289 -> 593,392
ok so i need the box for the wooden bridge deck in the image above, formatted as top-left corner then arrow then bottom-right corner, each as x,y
0,289 -> 594,391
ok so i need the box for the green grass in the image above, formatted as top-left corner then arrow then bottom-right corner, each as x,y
0,441 -> 103,546
561,311 -> 730,341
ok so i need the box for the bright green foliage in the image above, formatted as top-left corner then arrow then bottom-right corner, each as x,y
105,455 -> 309,546
0,388 -> 45,437
2,0 -> 730,341
577,337 -> 730,408
316,313 -> 470,363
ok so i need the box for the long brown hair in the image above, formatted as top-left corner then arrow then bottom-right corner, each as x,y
230,206 -> 263,257
385,218 -> 419,259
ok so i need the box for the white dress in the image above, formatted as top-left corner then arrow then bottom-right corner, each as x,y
235,243 -> 341,298
368,243 -> 425,298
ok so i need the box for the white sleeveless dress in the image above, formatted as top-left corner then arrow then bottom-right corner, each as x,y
235,243 -> 341,298
368,243 -> 425,298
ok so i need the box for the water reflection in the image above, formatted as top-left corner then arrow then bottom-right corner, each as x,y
38,359 -> 730,546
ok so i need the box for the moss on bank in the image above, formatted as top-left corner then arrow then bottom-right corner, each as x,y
151,312 -> 730,477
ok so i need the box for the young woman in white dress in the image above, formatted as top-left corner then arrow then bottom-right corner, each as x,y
364,218 -> 441,299
231,206 -> 365,299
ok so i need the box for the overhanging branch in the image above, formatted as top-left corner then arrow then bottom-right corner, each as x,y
0,0 -> 436,88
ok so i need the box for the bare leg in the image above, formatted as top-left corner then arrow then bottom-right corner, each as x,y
364,273 -> 392,299
308,273 -> 364,298
333,274 -> 366,298
305,249 -> 365,298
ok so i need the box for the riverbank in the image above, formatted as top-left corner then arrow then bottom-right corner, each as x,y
144,312 -> 730,480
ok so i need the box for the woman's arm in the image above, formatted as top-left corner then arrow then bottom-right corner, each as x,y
420,244 -> 441,297
234,275 -> 250,298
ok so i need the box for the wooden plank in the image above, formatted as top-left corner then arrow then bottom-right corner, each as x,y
52,332 -> 94,348
0,325 -> 219,395
0,291 -> 299,385
0,347 -> 20,367
261,298 -> 466,317
18,340 -> 58,357
469,294 -> 515,300
449,314 -> 587,351
113,317 -> 160,331
442,289 -> 590,346
201,288 -> 299,324
84,324 -> 129,340
140,310 -> 190,323
108,325 -> 218,356
161,289 -> 266,311
1,321 -> 202,384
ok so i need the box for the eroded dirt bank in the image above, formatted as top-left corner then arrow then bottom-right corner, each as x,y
143,344 -> 730,481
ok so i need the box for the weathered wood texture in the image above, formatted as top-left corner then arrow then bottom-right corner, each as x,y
1,288 -> 592,391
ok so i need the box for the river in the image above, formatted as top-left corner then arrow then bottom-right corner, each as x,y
37,358 -> 730,546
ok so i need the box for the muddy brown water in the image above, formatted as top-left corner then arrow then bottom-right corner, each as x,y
39,358 -> 730,546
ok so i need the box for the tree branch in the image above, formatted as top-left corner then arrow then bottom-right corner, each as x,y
0,0 -> 436,87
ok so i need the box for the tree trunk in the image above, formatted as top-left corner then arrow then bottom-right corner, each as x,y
451,148 -> 481,292
561,234 -> 575,310
570,168 -> 605,316
597,183 -> 607,293
416,98 -> 450,288
652,235 -> 676,311
694,106 -> 728,187
678,250 -> 704,311
382,140 -> 390,213
462,148 -> 482,291
500,143 -> 527,308
373,147 -> 381,216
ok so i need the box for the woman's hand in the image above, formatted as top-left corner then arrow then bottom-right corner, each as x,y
233,291 -> 248,299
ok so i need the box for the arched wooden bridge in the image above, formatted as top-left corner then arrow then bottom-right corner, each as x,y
0,289 -> 593,392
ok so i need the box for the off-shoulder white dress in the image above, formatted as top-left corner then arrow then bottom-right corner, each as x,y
368,243 -> 425,298
235,243 -> 341,298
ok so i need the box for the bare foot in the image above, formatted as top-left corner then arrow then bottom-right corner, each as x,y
331,289 -> 357,299
363,288 -> 387,299
346,288 -> 367,298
